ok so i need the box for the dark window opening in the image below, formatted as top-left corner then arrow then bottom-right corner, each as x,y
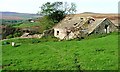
74,23 -> 78,26
80,17 -> 83,20
57,31 -> 59,35
80,17 -> 84,22
69,18 -> 72,20
96,31 -> 98,34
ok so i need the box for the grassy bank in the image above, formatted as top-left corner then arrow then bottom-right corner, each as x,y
1,34 -> 118,70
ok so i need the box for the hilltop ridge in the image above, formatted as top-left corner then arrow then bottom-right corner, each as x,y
1,11 -> 41,20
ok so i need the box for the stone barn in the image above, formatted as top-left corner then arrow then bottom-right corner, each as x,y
87,18 -> 116,34
53,15 -> 117,40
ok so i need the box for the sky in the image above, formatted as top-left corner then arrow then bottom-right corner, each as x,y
0,0 -> 119,14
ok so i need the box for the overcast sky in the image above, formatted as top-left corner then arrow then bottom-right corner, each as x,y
0,0 -> 119,14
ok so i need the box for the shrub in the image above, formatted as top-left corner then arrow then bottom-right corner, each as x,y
2,41 -> 10,45
6,35 -> 13,39
84,33 -> 107,40
31,39 -> 41,44
13,32 -> 21,37
41,36 -> 59,42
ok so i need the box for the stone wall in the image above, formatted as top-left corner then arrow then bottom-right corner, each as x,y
54,28 -> 66,39
93,20 -> 117,34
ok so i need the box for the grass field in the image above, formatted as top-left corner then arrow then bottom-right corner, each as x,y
13,22 -> 41,28
1,34 -> 118,70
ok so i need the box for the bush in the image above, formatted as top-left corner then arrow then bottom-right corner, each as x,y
13,32 -> 21,37
40,36 -> 59,42
6,32 -> 22,39
6,35 -> 13,39
84,33 -> 107,40
2,41 -> 10,45
31,39 -> 41,44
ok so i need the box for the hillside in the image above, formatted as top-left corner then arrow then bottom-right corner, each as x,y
1,12 -> 41,20
1,33 -> 118,70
